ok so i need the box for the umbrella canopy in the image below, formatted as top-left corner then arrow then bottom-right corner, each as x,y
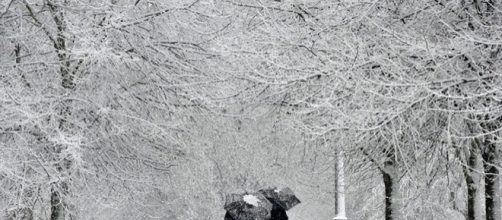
258,187 -> 301,211
224,192 -> 273,220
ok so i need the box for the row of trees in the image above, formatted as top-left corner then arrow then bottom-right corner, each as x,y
1,0 -> 230,219
1,0 -> 501,219
216,0 -> 502,219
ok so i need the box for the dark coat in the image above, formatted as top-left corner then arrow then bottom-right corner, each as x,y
270,203 -> 288,220
224,203 -> 288,220
224,212 -> 234,220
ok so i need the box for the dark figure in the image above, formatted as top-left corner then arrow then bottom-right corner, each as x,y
224,203 -> 288,220
269,201 -> 288,220
224,212 -> 233,220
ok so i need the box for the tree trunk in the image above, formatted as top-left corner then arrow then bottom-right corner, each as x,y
50,183 -> 65,220
483,139 -> 500,220
463,140 -> 482,220
47,1 -> 75,219
381,163 -> 400,220
382,171 -> 393,220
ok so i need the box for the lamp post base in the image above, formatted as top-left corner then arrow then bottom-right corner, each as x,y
333,216 -> 348,220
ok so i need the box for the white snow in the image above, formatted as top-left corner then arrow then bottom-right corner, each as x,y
274,189 -> 281,193
243,195 -> 260,206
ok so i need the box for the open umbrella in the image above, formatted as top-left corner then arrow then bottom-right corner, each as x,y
224,192 -> 273,220
258,187 -> 301,211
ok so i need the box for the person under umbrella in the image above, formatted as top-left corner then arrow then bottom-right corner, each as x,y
224,187 -> 300,220
258,187 -> 301,220
224,193 -> 273,220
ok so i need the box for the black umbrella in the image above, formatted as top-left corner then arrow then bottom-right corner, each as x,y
258,187 -> 301,211
224,192 -> 273,220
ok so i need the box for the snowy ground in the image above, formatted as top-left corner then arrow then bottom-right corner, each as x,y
287,200 -> 333,220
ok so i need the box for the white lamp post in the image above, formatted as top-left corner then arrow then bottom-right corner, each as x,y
333,150 -> 347,220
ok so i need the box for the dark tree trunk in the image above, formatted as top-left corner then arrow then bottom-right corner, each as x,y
363,147 -> 400,220
50,185 -> 64,220
465,169 -> 477,220
47,1 -> 75,219
483,139 -> 500,220
464,139 -> 481,220
382,171 -> 393,220
484,165 -> 499,220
